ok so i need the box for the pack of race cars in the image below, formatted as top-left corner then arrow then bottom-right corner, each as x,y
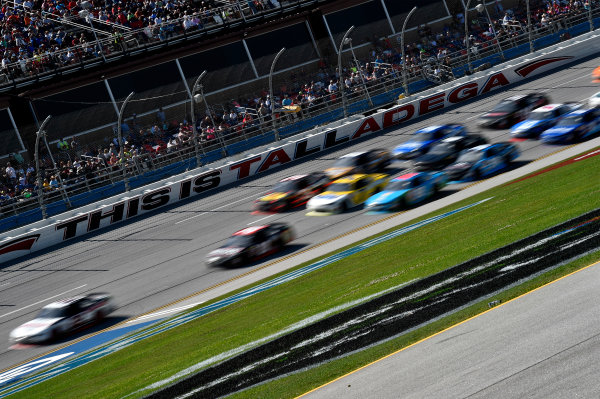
209,93 -> 600,268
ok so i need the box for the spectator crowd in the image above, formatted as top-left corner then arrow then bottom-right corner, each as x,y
2,0 -> 597,211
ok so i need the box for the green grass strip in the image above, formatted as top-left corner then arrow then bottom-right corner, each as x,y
12,148 -> 600,399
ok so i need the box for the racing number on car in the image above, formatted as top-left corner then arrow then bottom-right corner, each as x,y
251,241 -> 270,257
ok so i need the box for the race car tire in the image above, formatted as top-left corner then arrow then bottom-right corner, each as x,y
340,201 -> 348,213
474,168 -> 482,179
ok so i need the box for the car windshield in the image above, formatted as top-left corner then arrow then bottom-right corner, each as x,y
333,157 -> 358,167
224,235 -> 253,247
556,114 -> 584,126
490,101 -> 517,113
429,142 -> 454,154
386,180 -> 412,191
271,180 -> 296,192
529,110 -> 554,120
456,151 -> 484,163
37,307 -> 67,318
328,182 -> 353,192
412,132 -> 435,142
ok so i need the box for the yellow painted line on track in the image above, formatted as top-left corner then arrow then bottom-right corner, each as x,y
296,258 -> 600,398
0,143 -> 580,375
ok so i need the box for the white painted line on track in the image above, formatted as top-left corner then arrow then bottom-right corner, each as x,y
247,214 -> 275,225
0,284 -> 87,319
175,190 -> 270,224
126,302 -> 203,323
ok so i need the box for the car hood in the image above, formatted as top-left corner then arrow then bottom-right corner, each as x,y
481,112 -> 508,118
394,140 -> 430,153
445,162 -> 473,174
511,119 -> 546,133
325,167 -> 352,179
415,152 -> 450,163
366,190 -> 408,205
11,318 -> 62,338
207,247 -> 244,259
309,193 -> 349,205
258,192 -> 290,202
541,125 -> 580,136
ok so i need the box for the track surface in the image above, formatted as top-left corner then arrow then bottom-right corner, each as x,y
304,260 -> 600,399
1,56 -> 599,371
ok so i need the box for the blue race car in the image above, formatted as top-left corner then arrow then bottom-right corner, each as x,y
510,103 -> 580,138
393,124 -> 466,159
364,172 -> 447,212
540,108 -> 600,144
443,143 -> 519,181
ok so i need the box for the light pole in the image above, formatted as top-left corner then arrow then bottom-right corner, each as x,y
78,3 -> 106,62
465,0 -> 474,75
269,47 -> 285,141
526,0 -> 534,53
476,1 -> 504,60
588,0 -> 594,31
345,38 -> 373,107
34,115 -> 52,219
191,70 -> 207,167
401,6 -> 417,98
118,91 -> 134,192
338,25 -> 355,118
197,79 -> 226,156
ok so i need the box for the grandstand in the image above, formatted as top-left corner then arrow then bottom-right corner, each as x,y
1,0 -> 599,230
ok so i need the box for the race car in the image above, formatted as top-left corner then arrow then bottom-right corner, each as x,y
306,173 -> 389,214
413,135 -> 488,171
587,91 -> 600,108
510,103 -> 580,138
205,224 -> 294,267
443,143 -> 519,181
254,172 -> 330,212
9,293 -> 114,344
393,124 -> 467,159
325,149 -> 391,180
540,108 -> 600,144
364,172 -> 447,212
478,93 -> 550,128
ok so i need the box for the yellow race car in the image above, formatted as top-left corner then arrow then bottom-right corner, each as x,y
306,173 -> 389,214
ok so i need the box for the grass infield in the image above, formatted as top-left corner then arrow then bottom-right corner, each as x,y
12,148 -> 600,399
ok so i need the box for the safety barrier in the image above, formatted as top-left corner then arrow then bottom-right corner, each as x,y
1,29 -> 599,263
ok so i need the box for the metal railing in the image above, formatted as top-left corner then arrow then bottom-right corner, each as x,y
0,0 -> 323,91
1,5 -> 599,226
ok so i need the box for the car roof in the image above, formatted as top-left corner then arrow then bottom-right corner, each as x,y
233,225 -> 269,236
441,136 -> 463,143
393,173 -> 420,181
504,95 -> 527,101
280,175 -> 307,182
335,174 -> 367,183
567,109 -> 589,115
533,104 -> 563,112
416,125 -> 442,133
468,144 -> 492,152
340,151 -> 366,158
44,296 -> 86,308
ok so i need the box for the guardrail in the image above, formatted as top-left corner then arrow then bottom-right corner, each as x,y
1,27 -> 599,263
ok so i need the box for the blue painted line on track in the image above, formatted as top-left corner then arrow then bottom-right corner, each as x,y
0,198 -> 490,397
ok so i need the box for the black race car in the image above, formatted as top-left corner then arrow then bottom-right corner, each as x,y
413,135 -> 488,171
478,93 -> 550,129
324,149 -> 391,180
205,223 -> 294,267
254,172 -> 330,212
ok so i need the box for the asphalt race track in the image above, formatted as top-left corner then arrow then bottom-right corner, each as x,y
303,260 -> 600,399
1,55 -> 600,375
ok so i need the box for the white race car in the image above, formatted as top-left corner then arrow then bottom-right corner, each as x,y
588,91 -> 600,108
9,293 -> 115,344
